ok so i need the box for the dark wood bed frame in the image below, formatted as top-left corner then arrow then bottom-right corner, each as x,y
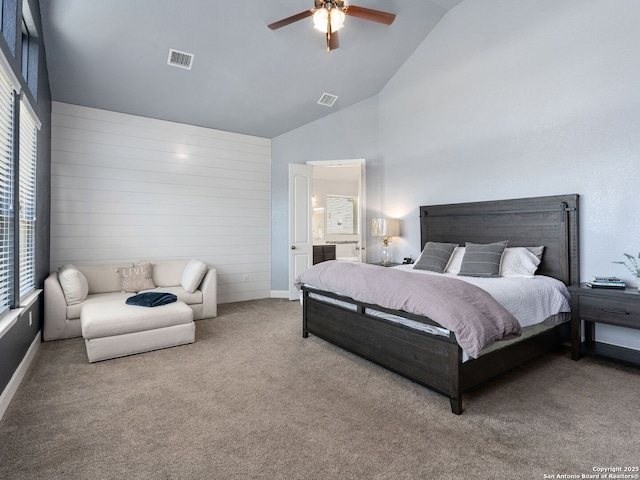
301,194 -> 580,414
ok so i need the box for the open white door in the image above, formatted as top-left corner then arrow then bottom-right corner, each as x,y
288,164 -> 313,300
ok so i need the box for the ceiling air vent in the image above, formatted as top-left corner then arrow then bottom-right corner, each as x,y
317,93 -> 338,107
167,49 -> 194,70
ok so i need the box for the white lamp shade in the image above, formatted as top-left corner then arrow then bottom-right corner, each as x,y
371,218 -> 399,237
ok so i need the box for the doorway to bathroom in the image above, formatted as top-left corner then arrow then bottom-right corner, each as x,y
288,159 -> 366,300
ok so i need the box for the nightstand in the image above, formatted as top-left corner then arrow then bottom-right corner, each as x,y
370,262 -> 400,267
569,283 -> 640,367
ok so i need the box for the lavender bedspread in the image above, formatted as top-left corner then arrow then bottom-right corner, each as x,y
295,261 -> 522,358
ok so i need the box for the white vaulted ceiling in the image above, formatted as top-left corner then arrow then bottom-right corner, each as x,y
39,0 -> 463,138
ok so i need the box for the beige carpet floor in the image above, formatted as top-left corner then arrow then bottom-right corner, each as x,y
0,298 -> 639,480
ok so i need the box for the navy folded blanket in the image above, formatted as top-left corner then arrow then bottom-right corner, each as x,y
126,292 -> 177,307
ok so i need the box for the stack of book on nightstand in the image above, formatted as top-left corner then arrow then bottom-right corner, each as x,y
585,276 -> 626,289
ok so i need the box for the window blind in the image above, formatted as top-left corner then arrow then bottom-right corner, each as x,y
18,96 -> 39,298
0,66 -> 15,314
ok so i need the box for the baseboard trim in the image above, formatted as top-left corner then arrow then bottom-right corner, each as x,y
0,331 -> 41,421
270,290 -> 289,299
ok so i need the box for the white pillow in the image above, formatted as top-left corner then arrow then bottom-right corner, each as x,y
500,247 -> 541,278
525,245 -> 545,260
58,264 -> 89,305
444,247 -> 465,274
181,259 -> 208,293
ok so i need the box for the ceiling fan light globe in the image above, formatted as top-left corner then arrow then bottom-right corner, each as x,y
330,8 -> 346,31
313,8 -> 345,33
312,9 -> 327,32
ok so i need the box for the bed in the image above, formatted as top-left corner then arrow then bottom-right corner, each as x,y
298,194 -> 580,414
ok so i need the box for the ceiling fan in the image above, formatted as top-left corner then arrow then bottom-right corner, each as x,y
268,1 -> 396,52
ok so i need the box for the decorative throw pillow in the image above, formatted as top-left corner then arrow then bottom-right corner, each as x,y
501,247 -> 541,278
181,258 -> 208,293
445,247 -> 465,274
58,264 -> 89,305
118,263 -> 155,293
458,241 -> 508,278
413,242 -> 458,273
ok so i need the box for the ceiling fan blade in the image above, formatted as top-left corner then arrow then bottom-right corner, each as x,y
326,29 -> 340,51
268,9 -> 314,30
344,5 -> 396,25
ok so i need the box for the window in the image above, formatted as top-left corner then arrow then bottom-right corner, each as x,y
21,0 -> 38,98
18,95 -> 38,297
0,66 -> 15,315
326,195 -> 358,235
0,43 -> 39,315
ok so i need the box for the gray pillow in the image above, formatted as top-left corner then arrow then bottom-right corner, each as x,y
413,242 -> 458,273
458,241 -> 508,278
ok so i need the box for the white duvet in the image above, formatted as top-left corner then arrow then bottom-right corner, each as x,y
391,264 -> 571,329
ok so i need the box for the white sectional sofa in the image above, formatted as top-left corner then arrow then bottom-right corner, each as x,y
44,258 -> 217,342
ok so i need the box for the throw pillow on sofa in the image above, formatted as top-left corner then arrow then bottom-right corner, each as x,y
181,259 -> 208,293
58,264 -> 89,305
118,263 -> 156,293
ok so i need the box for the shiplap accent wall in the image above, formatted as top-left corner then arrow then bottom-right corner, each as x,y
50,102 -> 271,304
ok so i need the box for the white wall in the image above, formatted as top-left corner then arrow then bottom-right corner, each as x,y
379,0 -> 640,348
272,0 -> 640,348
50,102 -> 271,303
381,0 -> 640,262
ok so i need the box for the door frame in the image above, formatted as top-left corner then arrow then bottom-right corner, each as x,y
307,159 -> 366,262
288,158 -> 366,300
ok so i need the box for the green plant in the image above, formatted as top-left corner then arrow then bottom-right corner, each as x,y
613,252 -> 640,277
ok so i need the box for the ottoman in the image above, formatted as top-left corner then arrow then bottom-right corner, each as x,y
81,299 -> 195,362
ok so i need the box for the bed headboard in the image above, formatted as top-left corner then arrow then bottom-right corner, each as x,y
419,194 -> 579,286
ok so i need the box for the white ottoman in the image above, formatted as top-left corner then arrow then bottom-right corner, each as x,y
81,299 -> 195,362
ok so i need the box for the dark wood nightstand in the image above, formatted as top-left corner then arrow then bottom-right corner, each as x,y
569,283 -> 640,366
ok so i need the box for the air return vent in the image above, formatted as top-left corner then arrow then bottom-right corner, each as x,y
317,93 -> 338,107
167,49 -> 194,70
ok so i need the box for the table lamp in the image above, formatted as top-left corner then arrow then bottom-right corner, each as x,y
371,217 -> 399,265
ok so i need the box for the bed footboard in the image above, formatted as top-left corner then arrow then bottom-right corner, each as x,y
302,288 -> 569,414
302,288 -> 465,414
